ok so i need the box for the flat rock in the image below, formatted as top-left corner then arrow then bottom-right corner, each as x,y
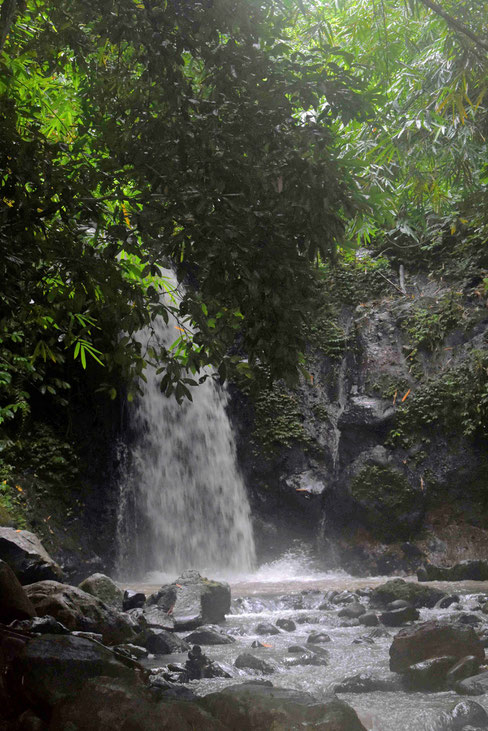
25,580 -> 136,645
390,620 -> 485,673
185,628 -> 235,646
200,683 -> 367,730
7,634 -> 135,713
371,579 -> 445,609
0,528 -> 63,584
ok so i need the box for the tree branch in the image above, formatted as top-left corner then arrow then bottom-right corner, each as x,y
0,0 -> 17,55
417,0 -> 488,54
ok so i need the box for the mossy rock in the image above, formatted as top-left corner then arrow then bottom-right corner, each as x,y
349,465 -> 423,541
370,579 -> 446,609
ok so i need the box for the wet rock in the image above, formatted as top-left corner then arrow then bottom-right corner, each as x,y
147,570 -> 230,630
123,590 -> 146,611
402,656 -> 456,691
418,560 -> 488,583
235,653 -> 275,674
114,643 -> 148,660
288,644 -> 309,653
251,640 -> 266,648
10,616 -> 69,635
285,653 -> 328,667
340,618 -> 360,627
380,606 -> 420,627
255,622 -> 280,636
456,671 -> 488,696
447,656 -> 481,686
50,676 -> 221,731
72,630 -> 103,642
0,559 -> 36,623
0,528 -> 63,585
333,673 -> 401,693
432,700 -> 488,730
436,595 -> 461,609
200,683 -> 367,731
338,602 -> 366,619
359,611 -> 379,627
132,604 -> 175,631
371,578 -> 445,609
390,620 -> 485,673
295,614 -> 316,624
184,645 -> 232,680
6,634 -> 135,714
78,574 -> 124,610
386,599 -> 411,610
24,581 -> 136,645
306,631 -> 331,644
185,627 -> 235,645
331,591 -> 357,605
136,627 -> 189,655
455,613 -> 482,626
275,618 -> 296,632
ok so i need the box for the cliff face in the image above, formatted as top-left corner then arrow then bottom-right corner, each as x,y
231,261 -> 488,574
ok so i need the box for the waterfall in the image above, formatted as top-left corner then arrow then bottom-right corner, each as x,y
116,292 -> 256,580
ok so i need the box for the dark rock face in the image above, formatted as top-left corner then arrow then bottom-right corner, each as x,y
371,579 -> 445,609
136,628 -> 189,655
200,683 -> 367,731
389,620 -> 485,673
11,616 -> 69,635
123,590 -> 146,611
6,634 -> 135,714
402,656 -> 457,691
0,529 -> 63,585
0,559 -> 36,623
78,574 -> 124,609
418,560 -> 488,582
147,571 -> 230,630
24,581 -> 135,645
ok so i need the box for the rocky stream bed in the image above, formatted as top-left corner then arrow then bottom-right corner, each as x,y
3,529 -> 488,730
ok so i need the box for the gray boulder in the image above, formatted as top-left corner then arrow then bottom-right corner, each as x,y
380,606 -> 419,627
147,570 -> 230,630
185,627 -> 235,645
78,574 -> 124,610
402,656 -> 456,691
24,580 -> 136,645
390,620 -> 485,673
0,559 -> 36,623
234,653 -> 275,674
200,683 -> 367,730
135,627 -> 189,655
0,528 -> 63,584
334,673 -> 401,693
371,579 -> 445,609
7,634 -> 135,713
255,622 -> 280,636
432,700 -> 488,730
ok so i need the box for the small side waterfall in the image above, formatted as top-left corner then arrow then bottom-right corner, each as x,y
116,308 -> 255,580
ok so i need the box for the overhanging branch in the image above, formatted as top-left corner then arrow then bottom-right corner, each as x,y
417,0 -> 488,54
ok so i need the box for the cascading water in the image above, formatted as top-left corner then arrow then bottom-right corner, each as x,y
116,292 -> 255,580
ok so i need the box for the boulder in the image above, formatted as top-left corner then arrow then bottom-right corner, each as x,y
402,656 -> 456,691
390,620 -> 485,673
435,595 -> 461,609
255,622 -> 280,636
50,676 -> 223,731
136,628 -> 189,655
6,634 -> 135,714
275,618 -> 296,632
338,603 -> 366,619
456,670 -> 488,696
200,683 -> 367,731
24,581 -> 135,645
447,656 -> 481,686
371,579 -> 445,609
183,645 -> 232,680
131,605 -> 175,631
123,590 -> 146,611
380,606 -> 419,627
418,560 -> 488,582
0,559 -> 36,623
359,612 -> 379,627
234,653 -> 275,674
306,631 -> 331,644
185,628 -> 235,646
0,529 -> 63,584
147,571 -> 230,630
333,673 -> 401,693
432,700 -> 488,730
78,574 -> 124,610
10,616 -> 69,635
284,653 -> 328,667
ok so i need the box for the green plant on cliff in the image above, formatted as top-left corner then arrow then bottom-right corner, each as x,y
253,384 -> 312,454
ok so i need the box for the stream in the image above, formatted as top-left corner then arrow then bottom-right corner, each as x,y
128,550 -> 488,731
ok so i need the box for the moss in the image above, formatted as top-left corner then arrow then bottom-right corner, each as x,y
350,465 -> 418,541
253,384 -> 312,454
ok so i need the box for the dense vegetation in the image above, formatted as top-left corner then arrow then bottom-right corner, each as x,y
1,0 -> 487,447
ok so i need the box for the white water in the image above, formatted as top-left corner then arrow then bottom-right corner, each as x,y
116,303 -> 255,580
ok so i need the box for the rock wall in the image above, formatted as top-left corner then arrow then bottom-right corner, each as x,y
230,261 -> 488,574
